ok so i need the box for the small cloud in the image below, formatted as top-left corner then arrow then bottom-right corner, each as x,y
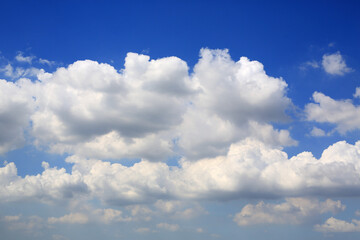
322,51 -> 352,75
354,87 -> 360,98
15,52 -> 35,64
299,60 -> 320,71
156,222 -> 179,231
328,42 -> 335,47
48,213 -> 88,224
306,60 -> 320,69
39,58 -> 55,66
4,215 -> 20,222
310,127 -> 326,137
315,217 -> 360,232
196,227 -> 204,233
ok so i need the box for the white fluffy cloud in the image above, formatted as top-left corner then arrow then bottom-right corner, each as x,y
305,91 -> 360,134
2,49 -> 359,207
30,55 -> 194,160
315,217 -> 360,232
234,198 -> 344,226
176,48 -> 295,158
192,49 -> 291,124
1,139 -> 360,204
0,161 -> 88,203
0,49 -> 295,160
322,52 -> 352,75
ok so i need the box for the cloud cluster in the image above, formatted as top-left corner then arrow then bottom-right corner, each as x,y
1,138 -> 360,205
234,198 -> 344,226
0,49 -> 295,161
305,91 -> 360,134
1,49 -> 359,223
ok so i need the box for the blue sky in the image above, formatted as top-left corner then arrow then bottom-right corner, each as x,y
0,1 -> 360,239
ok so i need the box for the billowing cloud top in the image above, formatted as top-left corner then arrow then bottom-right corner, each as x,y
0,49 -> 295,160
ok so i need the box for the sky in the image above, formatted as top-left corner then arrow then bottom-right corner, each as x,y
0,0 -> 360,239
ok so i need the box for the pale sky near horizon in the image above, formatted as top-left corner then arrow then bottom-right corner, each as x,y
0,1 -> 360,239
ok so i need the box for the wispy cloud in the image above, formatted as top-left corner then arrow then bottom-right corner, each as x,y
15,52 -> 35,64
156,222 -> 179,231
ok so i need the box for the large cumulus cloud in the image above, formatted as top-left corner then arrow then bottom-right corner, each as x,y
31,56 -> 193,160
0,49 -> 295,160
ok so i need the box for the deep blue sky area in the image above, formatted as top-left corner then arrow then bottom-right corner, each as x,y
1,0 -> 359,68
0,1 -> 360,240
